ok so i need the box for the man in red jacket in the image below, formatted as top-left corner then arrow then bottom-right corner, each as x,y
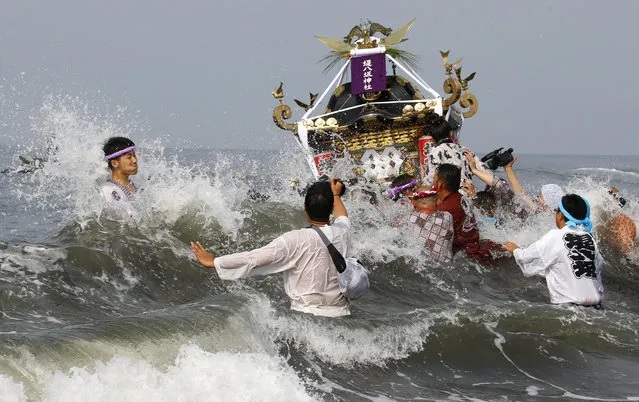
433,163 -> 500,264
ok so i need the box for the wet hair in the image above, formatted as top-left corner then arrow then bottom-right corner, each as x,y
429,116 -> 452,144
304,181 -> 334,222
103,137 -> 135,170
435,163 -> 461,192
475,191 -> 496,214
560,194 -> 588,221
413,193 -> 437,208
390,173 -> 416,189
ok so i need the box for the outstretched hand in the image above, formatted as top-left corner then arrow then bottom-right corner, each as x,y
502,241 -> 520,254
191,241 -> 215,268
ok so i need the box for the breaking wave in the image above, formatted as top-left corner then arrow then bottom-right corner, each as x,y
1,96 -> 639,400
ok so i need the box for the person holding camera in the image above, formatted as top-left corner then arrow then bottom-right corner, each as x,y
464,150 -> 534,222
191,178 -> 355,317
487,150 -> 566,214
466,148 -> 567,218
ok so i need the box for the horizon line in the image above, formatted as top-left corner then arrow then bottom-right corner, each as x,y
145,147 -> 639,157
0,142 -> 637,157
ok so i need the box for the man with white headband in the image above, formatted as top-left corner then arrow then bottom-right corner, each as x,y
101,137 -> 139,216
503,194 -> 604,308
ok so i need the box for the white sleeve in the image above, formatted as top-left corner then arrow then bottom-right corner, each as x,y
512,231 -> 556,277
333,215 -> 353,256
213,235 -> 295,280
333,215 -> 352,233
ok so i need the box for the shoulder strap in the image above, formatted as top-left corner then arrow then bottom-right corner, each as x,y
309,225 -> 347,273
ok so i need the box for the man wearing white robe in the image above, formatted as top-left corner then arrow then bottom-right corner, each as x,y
101,136 -> 140,218
191,178 -> 352,317
503,194 -> 604,307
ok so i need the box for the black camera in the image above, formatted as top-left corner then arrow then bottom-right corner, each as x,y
480,147 -> 514,170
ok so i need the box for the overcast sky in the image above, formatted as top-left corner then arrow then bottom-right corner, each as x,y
1,0 -> 638,155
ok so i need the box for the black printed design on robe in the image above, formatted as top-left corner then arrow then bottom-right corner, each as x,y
563,232 -> 597,279
443,149 -> 452,160
424,143 -> 476,186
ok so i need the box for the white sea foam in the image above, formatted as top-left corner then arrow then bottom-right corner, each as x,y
14,95 -> 245,234
0,244 -> 66,275
526,385 -> 542,396
0,374 -> 27,402
237,292 -> 515,367
476,174 -> 639,251
1,345 -> 317,402
574,167 -> 639,179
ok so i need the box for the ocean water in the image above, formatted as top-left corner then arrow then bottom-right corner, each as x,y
1,98 -> 639,401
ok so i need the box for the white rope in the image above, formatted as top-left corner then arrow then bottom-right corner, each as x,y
295,59 -> 350,179
302,59 -> 351,120
386,54 -> 440,99
403,63 -> 432,94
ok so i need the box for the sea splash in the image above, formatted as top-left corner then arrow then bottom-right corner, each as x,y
1,95 -> 639,400
9,95 -> 246,235
1,345 -> 318,402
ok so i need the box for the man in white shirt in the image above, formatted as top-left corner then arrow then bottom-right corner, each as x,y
101,137 -> 139,217
191,178 -> 352,317
503,194 -> 604,307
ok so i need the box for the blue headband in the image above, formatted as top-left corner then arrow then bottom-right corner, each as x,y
558,196 -> 592,233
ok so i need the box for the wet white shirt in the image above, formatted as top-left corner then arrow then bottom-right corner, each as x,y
513,226 -> 604,306
100,180 -> 138,217
214,216 -> 352,317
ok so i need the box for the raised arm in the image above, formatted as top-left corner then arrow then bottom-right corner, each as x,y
464,150 -> 495,186
503,156 -> 523,194
502,156 -> 536,210
331,178 -> 348,218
